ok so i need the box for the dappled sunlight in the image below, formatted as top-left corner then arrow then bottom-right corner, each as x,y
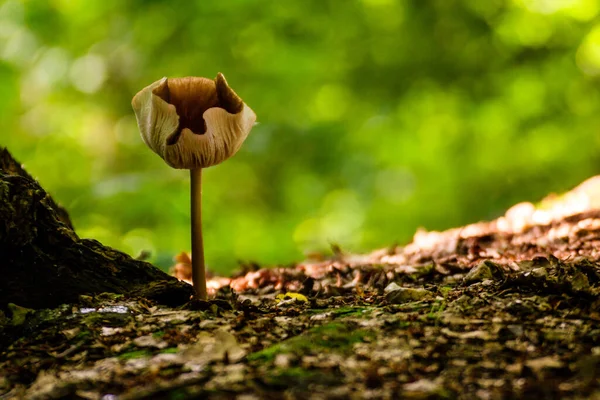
515,0 -> 599,20
410,174 -> 600,249
179,175 -> 600,296
577,23 -> 600,75
379,175 -> 600,267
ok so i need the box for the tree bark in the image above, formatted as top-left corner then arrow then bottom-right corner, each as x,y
0,148 -> 193,309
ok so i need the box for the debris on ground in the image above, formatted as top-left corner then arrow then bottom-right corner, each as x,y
4,179 -> 600,399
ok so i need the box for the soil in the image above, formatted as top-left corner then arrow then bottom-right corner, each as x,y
3,207 -> 600,399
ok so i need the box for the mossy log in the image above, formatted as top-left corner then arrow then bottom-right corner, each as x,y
0,148 -> 193,309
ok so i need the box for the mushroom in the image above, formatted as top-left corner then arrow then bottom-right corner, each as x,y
132,73 -> 256,299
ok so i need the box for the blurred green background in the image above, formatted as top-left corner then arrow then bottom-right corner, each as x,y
2,0 -> 600,273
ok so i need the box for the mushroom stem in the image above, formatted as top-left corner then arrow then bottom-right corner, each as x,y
190,167 -> 207,300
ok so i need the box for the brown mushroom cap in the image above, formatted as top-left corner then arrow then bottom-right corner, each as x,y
132,73 -> 256,169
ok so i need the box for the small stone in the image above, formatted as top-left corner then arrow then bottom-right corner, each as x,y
384,282 -> 402,293
274,353 -> 294,368
464,261 -> 496,284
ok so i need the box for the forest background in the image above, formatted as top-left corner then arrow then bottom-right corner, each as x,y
1,0 -> 600,273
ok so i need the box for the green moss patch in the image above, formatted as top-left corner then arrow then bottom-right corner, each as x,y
118,349 -> 152,360
248,322 -> 375,363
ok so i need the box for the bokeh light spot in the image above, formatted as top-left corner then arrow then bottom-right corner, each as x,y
309,84 -> 351,122
69,54 -> 106,94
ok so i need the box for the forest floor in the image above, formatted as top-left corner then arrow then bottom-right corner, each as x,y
3,201 -> 600,399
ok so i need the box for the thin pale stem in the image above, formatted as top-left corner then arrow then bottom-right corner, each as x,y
190,168 -> 207,300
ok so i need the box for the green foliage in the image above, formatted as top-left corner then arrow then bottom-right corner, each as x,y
1,0 -> 600,272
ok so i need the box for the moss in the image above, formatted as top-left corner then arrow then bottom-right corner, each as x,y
167,389 -> 189,400
414,263 -> 435,276
118,349 -> 152,360
75,330 -> 92,340
95,293 -> 125,301
159,347 -> 179,354
81,311 -> 132,328
248,342 -> 282,362
248,322 -> 375,363
439,286 -> 453,298
331,306 -> 372,317
425,300 -> 446,323
7,303 -> 35,326
388,320 -> 411,329
307,306 -> 372,318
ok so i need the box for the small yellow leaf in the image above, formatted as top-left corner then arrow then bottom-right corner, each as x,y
276,292 -> 308,302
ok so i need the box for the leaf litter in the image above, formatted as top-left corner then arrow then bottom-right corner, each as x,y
4,195 -> 600,397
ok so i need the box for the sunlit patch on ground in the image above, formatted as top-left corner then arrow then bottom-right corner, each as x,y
175,175 -> 600,297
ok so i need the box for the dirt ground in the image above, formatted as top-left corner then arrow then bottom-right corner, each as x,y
2,208 -> 600,399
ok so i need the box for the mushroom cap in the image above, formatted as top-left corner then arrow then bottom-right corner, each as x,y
132,73 -> 256,169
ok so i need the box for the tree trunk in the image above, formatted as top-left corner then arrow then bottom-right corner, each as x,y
0,148 -> 193,309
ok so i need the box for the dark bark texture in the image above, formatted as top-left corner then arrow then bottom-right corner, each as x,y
0,148 -> 193,309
